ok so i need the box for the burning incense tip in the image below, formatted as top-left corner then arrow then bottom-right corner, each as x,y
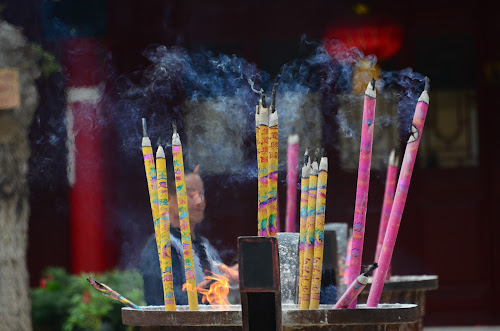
261,94 -> 267,108
424,77 -> 431,92
314,148 -> 321,162
271,83 -> 278,112
363,263 -> 378,277
321,148 -> 326,158
142,118 -> 148,137
371,77 -> 376,90
172,121 -> 177,134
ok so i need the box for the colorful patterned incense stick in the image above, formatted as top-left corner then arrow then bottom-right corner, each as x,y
141,119 -> 161,259
285,129 -> 300,233
348,79 -> 377,308
309,149 -> 328,309
172,122 -> 198,311
297,149 -> 310,307
367,78 -> 430,307
333,263 -> 378,309
268,85 -> 279,236
255,105 -> 262,235
257,96 -> 270,237
300,150 -> 319,309
374,149 -> 399,280
87,277 -> 141,309
156,145 -> 176,310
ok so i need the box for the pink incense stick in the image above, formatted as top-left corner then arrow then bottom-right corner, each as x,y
367,78 -> 430,307
348,78 -> 377,308
374,149 -> 399,268
285,130 -> 300,232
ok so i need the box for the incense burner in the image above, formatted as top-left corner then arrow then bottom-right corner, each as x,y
122,303 -> 418,330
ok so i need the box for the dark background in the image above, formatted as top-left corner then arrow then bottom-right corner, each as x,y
3,0 -> 499,326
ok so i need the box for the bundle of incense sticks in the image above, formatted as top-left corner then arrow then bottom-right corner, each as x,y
141,119 -> 175,310
299,148 -> 322,310
348,78 -> 377,308
256,85 -> 279,237
367,78 -> 430,307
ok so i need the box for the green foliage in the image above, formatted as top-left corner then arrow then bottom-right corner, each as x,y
31,43 -> 62,78
31,267 -> 144,331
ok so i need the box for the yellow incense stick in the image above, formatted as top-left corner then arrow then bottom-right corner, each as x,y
141,119 -> 161,259
300,152 -> 319,309
255,105 -> 263,236
309,151 -> 328,309
297,149 -> 310,307
156,145 -> 176,311
257,97 -> 269,237
268,93 -> 279,237
172,123 -> 198,311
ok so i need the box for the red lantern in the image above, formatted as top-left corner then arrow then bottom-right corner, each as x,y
323,22 -> 403,60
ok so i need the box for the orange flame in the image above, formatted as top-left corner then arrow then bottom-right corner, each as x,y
197,272 -> 230,310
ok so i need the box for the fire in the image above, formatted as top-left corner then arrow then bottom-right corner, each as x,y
196,272 -> 230,310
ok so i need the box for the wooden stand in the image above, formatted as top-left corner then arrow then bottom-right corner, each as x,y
238,236 -> 282,331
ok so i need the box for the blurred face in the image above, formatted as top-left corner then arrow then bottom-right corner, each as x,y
168,173 -> 206,229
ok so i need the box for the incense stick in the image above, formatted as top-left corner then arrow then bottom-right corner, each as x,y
156,145 -> 176,311
257,97 -> 270,237
374,148 -> 399,280
285,128 -> 300,233
141,119 -> 163,267
172,122 -> 199,311
87,277 -> 141,309
297,149 -> 310,307
268,85 -> 279,236
348,78 -> 377,308
333,263 -> 378,309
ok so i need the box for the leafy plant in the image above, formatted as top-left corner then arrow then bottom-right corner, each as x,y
31,267 -> 144,331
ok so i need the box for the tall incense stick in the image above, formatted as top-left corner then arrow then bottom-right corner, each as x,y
141,119 -> 162,261
348,78 -> 377,308
285,128 -> 300,233
172,122 -> 198,310
297,149 -> 310,307
268,84 -> 279,236
367,78 -> 430,307
156,144 -> 176,310
258,96 -> 270,236
310,149 -> 328,309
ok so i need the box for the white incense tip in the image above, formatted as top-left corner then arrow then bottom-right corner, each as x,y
301,164 -> 310,178
365,80 -> 376,98
258,104 -> 269,126
418,90 -> 430,104
287,133 -> 299,145
142,136 -> 152,147
156,145 -> 165,158
172,133 -> 181,146
310,160 -> 319,175
389,149 -> 399,166
269,110 -> 278,127
357,274 -> 369,285
319,156 -> 328,172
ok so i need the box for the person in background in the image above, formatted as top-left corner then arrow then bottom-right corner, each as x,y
140,166 -> 238,305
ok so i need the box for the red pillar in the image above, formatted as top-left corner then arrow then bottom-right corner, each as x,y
64,38 -> 107,273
